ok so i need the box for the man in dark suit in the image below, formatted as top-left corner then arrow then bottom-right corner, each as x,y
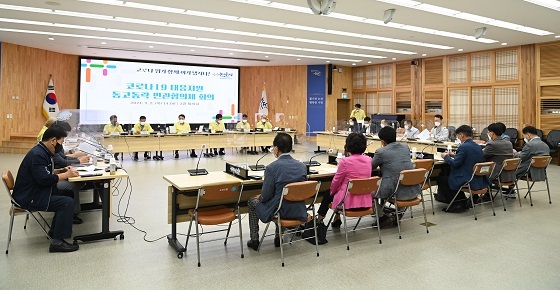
513,126 -> 550,177
439,125 -> 490,212
246,133 -> 307,251
361,117 -> 374,134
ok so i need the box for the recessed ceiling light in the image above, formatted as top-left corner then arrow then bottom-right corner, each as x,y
458,48 -> 464,51
367,61 -> 372,64
265,55 -> 269,58
296,58 -> 301,60
148,45 -> 154,48
352,63 -> 356,66
391,57 -> 397,60
190,49 -> 195,51
229,52 -> 233,55
556,35 -> 560,38
326,60 -> 330,63
421,53 -> 427,56
48,37 -> 54,40
101,41 -> 107,44
501,42 -> 508,45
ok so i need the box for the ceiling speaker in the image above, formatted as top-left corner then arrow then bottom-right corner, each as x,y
474,27 -> 487,39
383,9 -> 396,24
307,0 -> 336,15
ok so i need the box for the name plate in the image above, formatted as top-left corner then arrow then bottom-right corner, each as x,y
140,131 -> 149,135
225,162 -> 249,180
110,132 -> 120,136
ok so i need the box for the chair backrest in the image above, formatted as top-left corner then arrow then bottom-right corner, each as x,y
505,128 -> 518,147
282,181 -> 320,202
472,162 -> 496,177
2,170 -> 14,191
536,129 -> 544,139
501,158 -> 521,172
413,159 -> 434,171
399,168 -> 428,186
530,156 -> 552,169
545,130 -> 560,148
447,126 -> 456,142
198,181 -> 243,201
347,176 -> 381,195
480,127 -> 489,142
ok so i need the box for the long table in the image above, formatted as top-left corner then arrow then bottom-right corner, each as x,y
100,131 -> 295,153
163,161 -> 446,258
315,131 -> 457,155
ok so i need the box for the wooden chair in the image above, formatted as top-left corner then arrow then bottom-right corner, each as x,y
389,168 -> 429,239
185,181 -> 244,267
258,180 -> 321,267
519,156 -> 552,206
3,170 -> 51,255
334,176 -> 382,250
413,159 -> 435,215
447,162 -> 496,220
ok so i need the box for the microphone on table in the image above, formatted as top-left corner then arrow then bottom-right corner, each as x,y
188,144 -> 209,176
304,148 -> 333,166
249,148 -> 271,171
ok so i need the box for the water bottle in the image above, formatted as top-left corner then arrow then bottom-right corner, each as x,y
109,158 -> 116,175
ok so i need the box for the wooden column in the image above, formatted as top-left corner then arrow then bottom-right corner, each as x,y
520,44 -> 536,127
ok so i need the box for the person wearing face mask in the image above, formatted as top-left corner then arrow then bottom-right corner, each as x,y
236,114 -> 252,153
132,116 -> 154,161
371,126 -> 416,227
439,125 -> 490,212
103,115 -> 124,159
361,117 -> 374,134
513,126 -> 550,178
348,117 -> 360,133
482,123 -> 514,181
37,118 -> 57,141
256,115 -> 273,152
403,119 -> 419,139
430,114 -> 449,142
209,113 -> 226,156
173,114 -> 197,159
246,133 -> 308,251
12,126 -> 80,252
350,103 -> 366,123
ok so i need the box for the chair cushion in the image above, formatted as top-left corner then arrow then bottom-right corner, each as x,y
275,214 -> 312,227
391,197 -> 421,207
461,187 -> 488,195
343,207 -> 373,217
188,206 -> 236,225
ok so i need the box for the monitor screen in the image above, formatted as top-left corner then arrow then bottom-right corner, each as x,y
79,58 -> 239,125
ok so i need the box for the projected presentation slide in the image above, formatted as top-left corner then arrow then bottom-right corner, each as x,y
79,58 -> 239,125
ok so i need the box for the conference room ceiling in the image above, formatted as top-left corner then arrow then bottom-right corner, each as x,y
0,0 -> 558,67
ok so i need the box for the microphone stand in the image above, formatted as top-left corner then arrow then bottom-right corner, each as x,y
188,147 -> 208,176
249,150 -> 269,171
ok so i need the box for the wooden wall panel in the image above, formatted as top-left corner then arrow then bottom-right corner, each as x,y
239,65 -> 307,134
424,58 -> 443,86
0,42 -> 79,143
328,66 -> 352,128
395,62 -> 411,87
521,44 -> 537,127
539,42 -> 560,79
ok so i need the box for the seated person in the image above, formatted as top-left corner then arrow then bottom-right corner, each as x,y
483,123 -> 513,181
37,118 -> 57,141
246,133 -> 307,251
317,133 -> 372,228
430,114 -> 449,142
173,114 -> 197,159
371,126 -> 415,226
439,125 -> 490,212
402,119 -> 420,139
13,126 -> 80,252
51,121 -> 88,224
236,114 -> 252,152
348,117 -> 360,133
132,115 -> 154,161
497,122 -> 511,141
361,117 -> 374,134
513,126 -> 550,177
103,115 -> 124,159
256,115 -> 273,152
206,113 -> 226,157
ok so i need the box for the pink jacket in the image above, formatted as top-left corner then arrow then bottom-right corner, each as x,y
331,154 -> 373,210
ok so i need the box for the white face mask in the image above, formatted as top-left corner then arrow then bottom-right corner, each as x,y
524,137 -> 528,143
364,122 -> 369,126
349,122 -> 354,126
380,124 -> 385,128
405,125 -> 410,130
140,121 -> 146,126
434,121 -> 441,127
179,120 -> 185,124
487,133 -> 492,141
242,120 -> 247,123
262,119 -> 266,123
